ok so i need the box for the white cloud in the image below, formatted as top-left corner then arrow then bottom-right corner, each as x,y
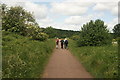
1,0 -> 119,31
38,17 -> 53,23
93,2 -> 118,16
48,22 -> 81,31
64,16 -> 118,32
37,17 -> 53,28
58,24 -> 81,31
64,16 -> 92,25
105,18 -> 118,32
50,2 -> 92,16
63,13 -> 105,31
64,0 -> 119,2
37,20 -> 81,31
1,1 -> 26,7
24,2 -> 48,19
1,0 -> 48,19
64,13 -> 104,25
93,3 -> 109,11
111,7 -> 118,16
2,0 -> 119,3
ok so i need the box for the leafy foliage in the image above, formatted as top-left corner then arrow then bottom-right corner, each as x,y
118,37 -> 120,55
25,25 -> 48,41
78,19 -> 112,46
2,31 -> 55,78
71,35 -> 80,40
1,4 -> 48,41
42,26 -> 79,38
42,26 -> 57,38
113,24 -> 120,38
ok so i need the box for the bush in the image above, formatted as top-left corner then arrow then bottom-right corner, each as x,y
113,24 -> 120,38
25,25 -> 48,41
32,32 -> 48,41
118,37 -> 120,53
78,19 -> 112,46
71,35 -> 80,40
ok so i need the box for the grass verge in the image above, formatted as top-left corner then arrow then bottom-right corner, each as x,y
69,39 -> 118,78
2,31 -> 55,78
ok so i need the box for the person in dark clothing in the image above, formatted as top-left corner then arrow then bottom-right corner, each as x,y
64,38 -> 68,49
60,39 -> 64,49
56,38 -> 59,49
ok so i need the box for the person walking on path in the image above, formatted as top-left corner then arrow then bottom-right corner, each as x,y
56,38 -> 59,49
64,38 -> 68,49
60,39 -> 64,49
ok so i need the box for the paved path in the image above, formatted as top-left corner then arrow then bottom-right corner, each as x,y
42,45 -> 93,78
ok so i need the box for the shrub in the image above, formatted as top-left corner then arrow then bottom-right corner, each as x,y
25,25 -> 48,41
32,32 -> 48,41
71,35 -> 80,40
113,24 -> 120,38
78,19 -> 112,47
118,37 -> 120,54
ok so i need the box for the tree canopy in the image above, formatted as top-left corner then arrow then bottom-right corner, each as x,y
77,19 -> 112,46
42,26 -> 79,38
1,4 -> 48,41
113,23 -> 120,38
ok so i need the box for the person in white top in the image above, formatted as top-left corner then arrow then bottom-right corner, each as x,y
64,38 -> 68,49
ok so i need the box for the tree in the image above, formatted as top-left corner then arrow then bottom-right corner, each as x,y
43,26 -> 56,38
2,5 -> 36,36
78,19 -> 111,46
2,4 -> 48,41
113,24 -> 120,38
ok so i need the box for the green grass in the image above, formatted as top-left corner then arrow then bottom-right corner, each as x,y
2,31 -> 55,78
118,38 -> 120,79
69,39 -> 118,78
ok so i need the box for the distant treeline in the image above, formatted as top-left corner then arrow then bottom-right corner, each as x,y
41,26 -> 116,39
41,27 -> 80,38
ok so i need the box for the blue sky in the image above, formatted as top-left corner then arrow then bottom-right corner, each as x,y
1,0 -> 119,32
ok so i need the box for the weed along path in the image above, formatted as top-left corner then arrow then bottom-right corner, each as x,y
42,45 -> 93,78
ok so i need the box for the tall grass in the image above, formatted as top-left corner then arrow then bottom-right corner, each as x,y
69,39 -> 118,78
2,31 -> 55,78
118,38 -> 120,79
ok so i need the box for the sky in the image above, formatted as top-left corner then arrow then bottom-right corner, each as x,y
1,0 -> 120,32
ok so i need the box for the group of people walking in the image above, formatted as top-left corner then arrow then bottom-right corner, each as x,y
56,38 -> 68,49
